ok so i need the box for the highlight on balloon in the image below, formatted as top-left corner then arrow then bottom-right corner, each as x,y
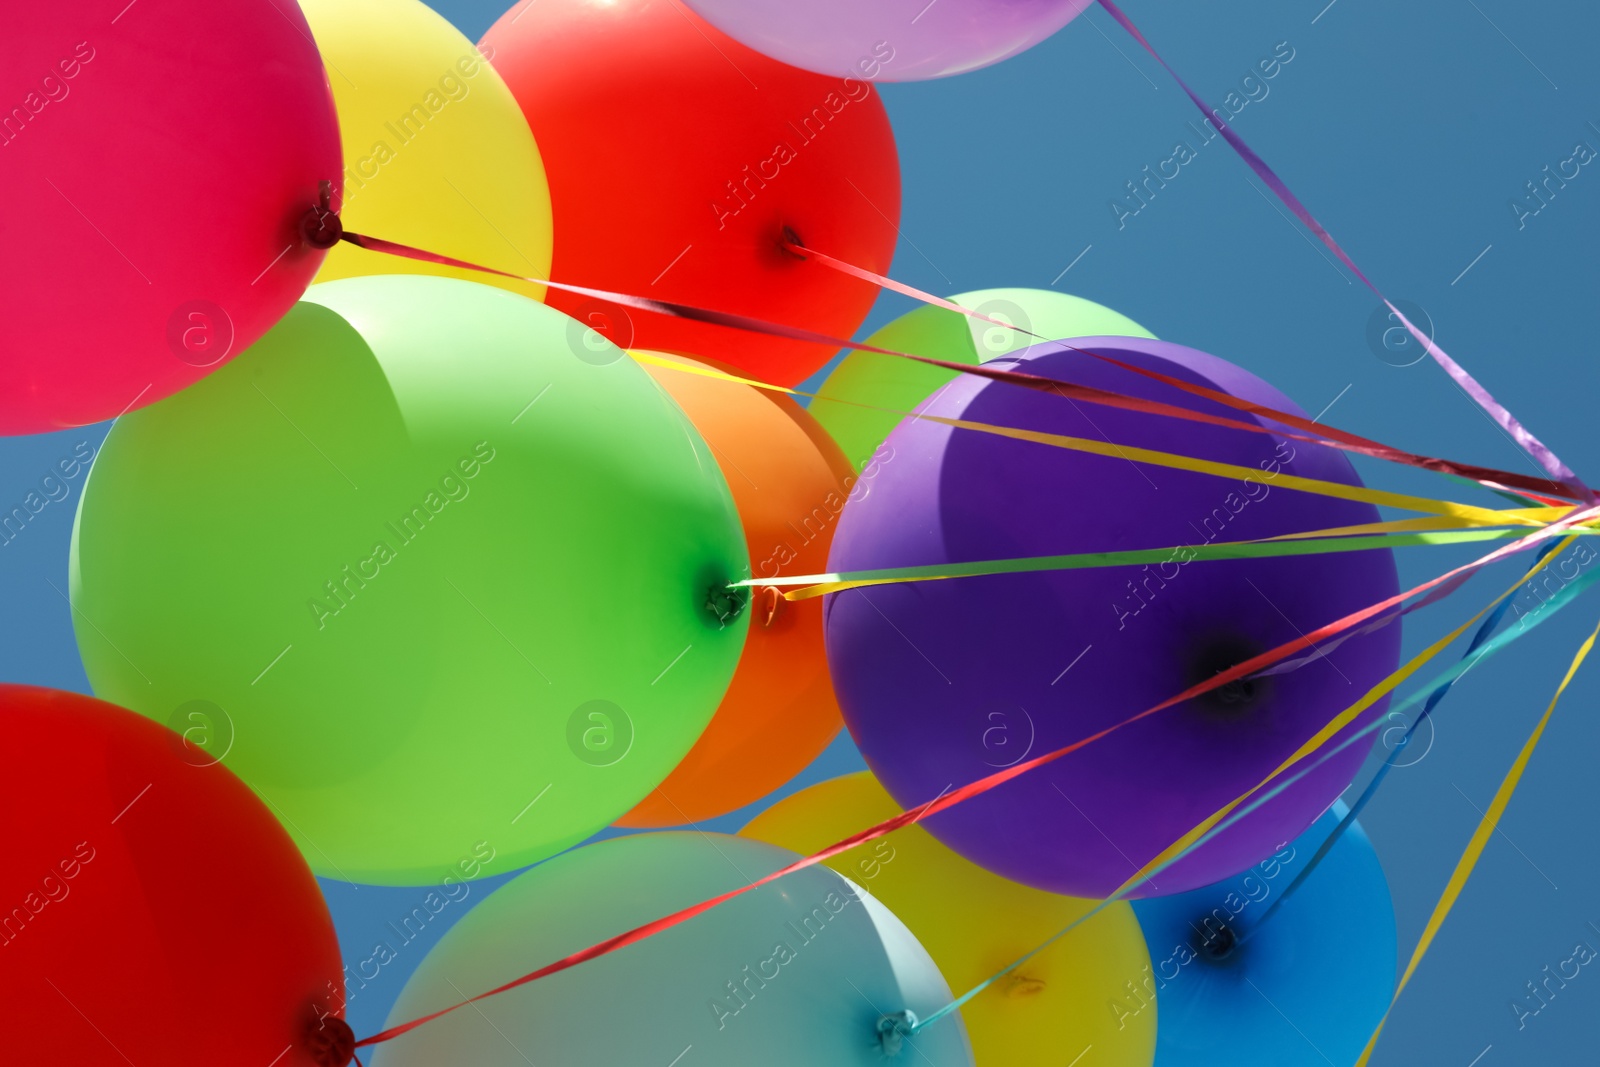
3,2 -> 1594,1066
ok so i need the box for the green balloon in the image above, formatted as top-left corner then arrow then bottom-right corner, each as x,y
810,288 -> 1156,472
70,275 -> 749,885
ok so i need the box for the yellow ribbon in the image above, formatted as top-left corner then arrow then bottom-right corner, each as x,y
631,351 -> 1564,531
1259,510 -> 1567,540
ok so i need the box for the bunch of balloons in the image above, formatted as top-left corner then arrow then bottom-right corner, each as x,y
3,1 -> 1413,1065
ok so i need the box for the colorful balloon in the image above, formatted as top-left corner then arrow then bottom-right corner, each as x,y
811,287 -> 1155,471
371,832 -> 975,1066
743,771 -> 1157,1067
0,685 -> 347,1066
2,1 -> 341,434
301,0 -> 553,301
482,0 -> 901,385
1131,803 -> 1397,1066
824,338 -> 1402,898
619,353 -> 853,827
71,275 -> 748,885
680,0 -> 1092,81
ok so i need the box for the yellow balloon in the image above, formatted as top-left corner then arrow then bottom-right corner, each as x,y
302,0 -> 552,301
743,772 -> 1156,1067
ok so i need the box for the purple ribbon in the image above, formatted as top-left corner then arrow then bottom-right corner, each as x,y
1095,0 -> 1590,501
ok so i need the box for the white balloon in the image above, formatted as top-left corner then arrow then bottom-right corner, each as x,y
372,832 -> 975,1066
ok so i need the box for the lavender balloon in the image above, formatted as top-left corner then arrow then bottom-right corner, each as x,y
824,339 -> 1401,899
679,0 -> 1092,82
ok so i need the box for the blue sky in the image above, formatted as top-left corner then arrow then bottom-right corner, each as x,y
8,1 -> 1600,1062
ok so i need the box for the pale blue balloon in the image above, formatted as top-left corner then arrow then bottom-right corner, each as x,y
1131,802 -> 1397,1067
372,832 -> 975,1066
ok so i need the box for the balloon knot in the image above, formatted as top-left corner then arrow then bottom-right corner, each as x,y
301,179 -> 344,250
1188,636 -> 1270,715
1197,922 -> 1238,962
305,1015 -> 355,1067
705,582 -> 749,628
779,225 -> 808,259
1001,973 -> 1047,998
876,1010 -> 918,1057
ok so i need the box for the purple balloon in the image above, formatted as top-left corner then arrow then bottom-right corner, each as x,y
824,339 -> 1401,898
679,0 -> 1091,82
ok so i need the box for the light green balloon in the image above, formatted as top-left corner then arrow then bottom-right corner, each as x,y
372,832 -> 976,1067
811,288 -> 1156,472
70,275 -> 749,885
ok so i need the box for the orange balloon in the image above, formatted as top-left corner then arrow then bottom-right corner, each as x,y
618,353 -> 854,826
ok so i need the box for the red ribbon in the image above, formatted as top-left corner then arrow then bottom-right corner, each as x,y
783,238 -> 1576,506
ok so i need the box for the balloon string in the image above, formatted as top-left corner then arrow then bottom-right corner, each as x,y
1090,0 -> 1590,502
339,230 -> 1577,506
1357,608 -> 1600,1066
1244,536 -> 1564,942
731,512 -> 1575,600
351,502 -> 1595,1051
913,534 -> 1596,1035
746,528 -> 1552,602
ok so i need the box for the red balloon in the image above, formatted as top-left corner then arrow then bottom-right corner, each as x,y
2,1 -> 341,435
482,0 -> 901,385
0,686 -> 349,1066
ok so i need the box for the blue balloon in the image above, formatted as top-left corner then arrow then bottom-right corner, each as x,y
372,832 -> 975,1066
1130,803 -> 1396,1066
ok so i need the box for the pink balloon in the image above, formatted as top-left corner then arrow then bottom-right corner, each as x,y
2,1 -> 341,435
679,0 -> 1092,81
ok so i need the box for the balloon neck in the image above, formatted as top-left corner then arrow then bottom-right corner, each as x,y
1187,636 -> 1270,715
705,582 -> 749,628
778,225 -> 808,259
1001,973 -> 1047,998
875,1010 -> 918,1057
301,179 -> 344,250
1193,922 -> 1239,963
305,1015 -> 355,1067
